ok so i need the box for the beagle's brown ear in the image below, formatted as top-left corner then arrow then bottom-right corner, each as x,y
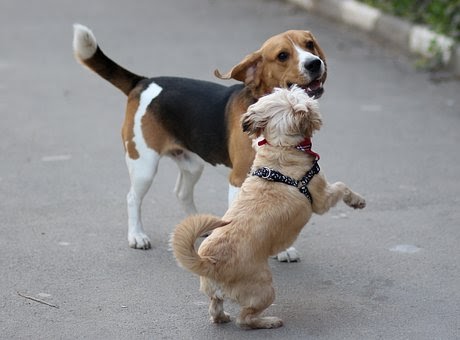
214,51 -> 263,84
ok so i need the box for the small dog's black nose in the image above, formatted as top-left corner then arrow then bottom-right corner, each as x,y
304,59 -> 322,73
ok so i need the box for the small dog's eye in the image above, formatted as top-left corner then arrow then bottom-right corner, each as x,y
306,41 -> 314,49
277,52 -> 289,62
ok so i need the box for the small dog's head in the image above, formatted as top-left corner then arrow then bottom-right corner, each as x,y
241,86 -> 322,147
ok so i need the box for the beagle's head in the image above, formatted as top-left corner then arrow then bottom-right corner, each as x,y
241,86 -> 322,147
215,30 -> 327,99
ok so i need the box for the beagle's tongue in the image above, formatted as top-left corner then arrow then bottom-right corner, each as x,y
307,80 -> 322,91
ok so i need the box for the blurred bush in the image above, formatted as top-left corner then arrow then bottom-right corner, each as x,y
361,0 -> 460,42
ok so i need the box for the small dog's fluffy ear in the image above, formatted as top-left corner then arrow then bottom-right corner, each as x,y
303,99 -> 322,135
241,110 -> 265,138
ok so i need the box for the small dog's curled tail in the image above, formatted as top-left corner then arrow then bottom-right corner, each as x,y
171,215 -> 229,277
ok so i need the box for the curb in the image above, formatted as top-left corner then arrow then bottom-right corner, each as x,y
287,0 -> 460,76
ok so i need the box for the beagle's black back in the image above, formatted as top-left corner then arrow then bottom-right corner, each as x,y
144,77 -> 245,166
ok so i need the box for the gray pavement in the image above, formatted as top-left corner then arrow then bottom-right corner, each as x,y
1,0 -> 459,339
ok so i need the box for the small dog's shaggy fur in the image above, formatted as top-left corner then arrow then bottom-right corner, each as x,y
171,86 -> 365,329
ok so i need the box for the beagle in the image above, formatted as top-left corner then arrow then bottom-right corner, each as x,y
72,24 -> 327,251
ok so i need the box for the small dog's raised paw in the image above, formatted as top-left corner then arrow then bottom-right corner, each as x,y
273,247 -> 300,262
352,198 -> 366,209
344,193 -> 366,210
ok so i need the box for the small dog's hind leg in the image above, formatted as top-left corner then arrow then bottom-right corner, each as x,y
236,284 -> 283,329
209,297 -> 231,324
172,151 -> 204,215
238,312 -> 283,330
125,151 -> 161,249
201,277 -> 231,323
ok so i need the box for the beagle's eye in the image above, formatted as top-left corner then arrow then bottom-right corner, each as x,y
306,41 -> 314,50
277,52 -> 289,62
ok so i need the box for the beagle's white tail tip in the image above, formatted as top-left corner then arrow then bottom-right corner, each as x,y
73,23 -> 97,61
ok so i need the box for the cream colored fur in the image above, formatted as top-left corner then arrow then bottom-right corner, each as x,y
171,86 -> 365,329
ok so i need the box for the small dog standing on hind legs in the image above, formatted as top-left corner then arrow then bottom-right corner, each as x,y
171,86 -> 366,329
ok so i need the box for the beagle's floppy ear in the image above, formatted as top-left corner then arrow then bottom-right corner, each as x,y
214,51 -> 263,86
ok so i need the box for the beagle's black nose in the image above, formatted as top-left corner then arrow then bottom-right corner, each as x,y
305,59 -> 322,73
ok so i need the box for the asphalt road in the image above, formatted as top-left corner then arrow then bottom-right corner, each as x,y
1,0 -> 459,339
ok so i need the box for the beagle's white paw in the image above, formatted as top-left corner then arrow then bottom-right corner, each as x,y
273,247 -> 300,262
128,232 -> 151,250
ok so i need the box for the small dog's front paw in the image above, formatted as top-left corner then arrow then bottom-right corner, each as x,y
345,193 -> 366,209
128,232 -> 151,250
274,247 -> 300,262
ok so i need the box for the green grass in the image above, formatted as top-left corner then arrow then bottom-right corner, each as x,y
360,0 -> 460,42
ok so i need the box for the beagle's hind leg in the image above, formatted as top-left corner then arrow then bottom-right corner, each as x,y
273,246 -> 300,263
125,150 -> 160,250
171,150 -> 204,215
123,82 -> 164,250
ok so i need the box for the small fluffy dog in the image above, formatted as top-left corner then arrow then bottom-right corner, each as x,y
171,86 -> 366,329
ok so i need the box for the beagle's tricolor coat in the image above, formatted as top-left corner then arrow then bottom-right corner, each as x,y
72,24 -> 327,251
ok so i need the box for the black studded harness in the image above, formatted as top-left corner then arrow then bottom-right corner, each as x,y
252,138 -> 320,204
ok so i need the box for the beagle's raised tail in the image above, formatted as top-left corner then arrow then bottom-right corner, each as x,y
72,24 -> 145,96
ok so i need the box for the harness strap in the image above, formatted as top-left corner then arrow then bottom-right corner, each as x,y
252,161 -> 320,203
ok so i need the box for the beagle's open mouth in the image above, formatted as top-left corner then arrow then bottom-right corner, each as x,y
288,79 -> 324,99
302,79 -> 324,99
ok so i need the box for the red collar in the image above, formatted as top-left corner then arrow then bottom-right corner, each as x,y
257,137 -> 320,160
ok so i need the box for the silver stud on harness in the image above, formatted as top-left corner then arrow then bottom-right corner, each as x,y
252,161 -> 320,203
